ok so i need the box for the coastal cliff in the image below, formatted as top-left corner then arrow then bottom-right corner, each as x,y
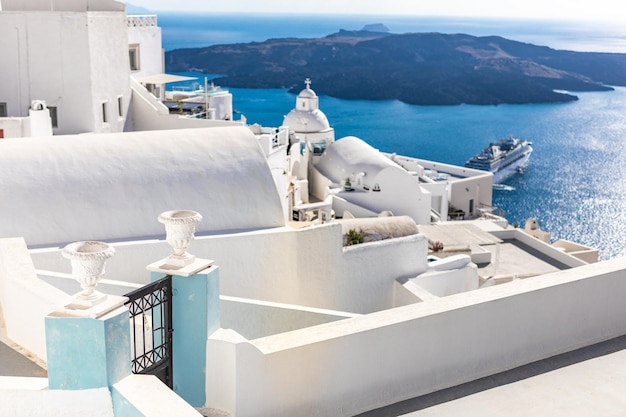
165,31 -> 626,105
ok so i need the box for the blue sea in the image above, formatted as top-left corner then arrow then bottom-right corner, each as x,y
158,13 -> 626,260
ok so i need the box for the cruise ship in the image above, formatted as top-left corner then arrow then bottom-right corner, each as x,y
464,136 -> 533,183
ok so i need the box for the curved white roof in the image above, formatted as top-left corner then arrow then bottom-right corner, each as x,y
298,87 -> 317,98
315,136 -> 398,181
0,127 -> 284,246
283,108 -> 331,133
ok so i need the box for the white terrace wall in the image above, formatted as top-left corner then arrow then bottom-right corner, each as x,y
0,118 -> 28,138
492,228 -> 587,268
206,257 -> 626,417
126,16 -> 163,80
411,261 -> 478,297
220,296 -> 360,340
385,154 -> 493,217
0,238 -> 69,360
130,79 -> 240,132
29,223 -> 429,314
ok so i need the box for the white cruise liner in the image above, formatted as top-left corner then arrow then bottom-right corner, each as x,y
464,136 -> 533,183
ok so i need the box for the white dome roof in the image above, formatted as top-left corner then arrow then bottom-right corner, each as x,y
298,87 -> 317,98
0,127 -> 285,246
283,108 -> 330,133
316,136 -> 398,182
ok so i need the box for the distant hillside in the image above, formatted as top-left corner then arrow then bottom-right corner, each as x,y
361,23 -> 390,33
165,31 -> 626,105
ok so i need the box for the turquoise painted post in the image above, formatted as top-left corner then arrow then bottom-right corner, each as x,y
45,306 -> 131,390
150,265 -> 220,407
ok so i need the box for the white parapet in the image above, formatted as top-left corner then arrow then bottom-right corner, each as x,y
0,238 -> 69,360
205,257 -> 626,417
0,387 -> 114,417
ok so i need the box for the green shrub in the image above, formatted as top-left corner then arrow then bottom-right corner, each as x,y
346,229 -> 364,246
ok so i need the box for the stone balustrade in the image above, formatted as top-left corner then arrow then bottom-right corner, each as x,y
126,15 -> 157,28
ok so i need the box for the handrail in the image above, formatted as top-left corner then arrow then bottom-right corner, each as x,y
126,15 -> 158,28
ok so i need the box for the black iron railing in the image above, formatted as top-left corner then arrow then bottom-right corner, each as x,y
125,275 -> 173,388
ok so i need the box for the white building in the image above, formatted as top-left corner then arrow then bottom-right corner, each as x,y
283,78 -> 335,145
0,0 -> 131,135
0,0 -> 490,224
0,2 -> 613,417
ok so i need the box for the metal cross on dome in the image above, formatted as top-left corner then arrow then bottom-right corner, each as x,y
304,78 -> 312,89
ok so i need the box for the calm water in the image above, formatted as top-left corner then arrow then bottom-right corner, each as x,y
160,14 -> 626,260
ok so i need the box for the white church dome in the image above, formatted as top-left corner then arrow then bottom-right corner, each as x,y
283,78 -> 331,133
283,108 -> 331,133
298,87 -> 317,98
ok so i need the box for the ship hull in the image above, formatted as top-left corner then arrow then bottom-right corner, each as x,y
491,147 -> 532,183
464,138 -> 533,184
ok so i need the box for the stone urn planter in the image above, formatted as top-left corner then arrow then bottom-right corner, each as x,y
158,210 -> 203,268
62,241 -> 115,304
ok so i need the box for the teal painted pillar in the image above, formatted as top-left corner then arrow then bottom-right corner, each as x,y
150,264 -> 220,407
45,306 -> 131,390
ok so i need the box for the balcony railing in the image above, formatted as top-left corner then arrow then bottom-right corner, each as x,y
127,15 -> 158,28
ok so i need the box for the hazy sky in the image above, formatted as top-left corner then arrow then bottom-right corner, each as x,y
127,0 -> 621,21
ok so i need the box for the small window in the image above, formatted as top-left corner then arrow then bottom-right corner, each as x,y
47,106 -> 58,128
129,44 -> 140,71
0,103 -> 7,117
102,101 -> 108,123
117,96 -> 123,117
0,129 -> 4,139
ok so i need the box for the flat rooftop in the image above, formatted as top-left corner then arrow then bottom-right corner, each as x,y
418,222 -> 572,284
358,334 -> 626,417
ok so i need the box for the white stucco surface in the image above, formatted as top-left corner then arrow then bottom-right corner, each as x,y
316,136 -> 432,223
407,347 -> 626,417
0,127 -> 284,246
283,108 -> 330,132
316,136 -> 398,181
0,238 -> 69,360
0,6 -> 130,134
206,257 -> 626,417
0,387 -> 113,417
113,374 -> 202,417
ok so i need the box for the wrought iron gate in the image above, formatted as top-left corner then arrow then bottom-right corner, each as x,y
125,275 -> 173,388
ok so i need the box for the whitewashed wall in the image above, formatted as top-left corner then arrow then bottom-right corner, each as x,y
0,118 -> 27,138
206,257 -> 626,417
127,18 -> 163,79
449,176 -> 492,218
220,296 -> 360,340
129,80 -> 239,131
331,195 -> 379,219
0,14 -> 28,118
410,262 -> 478,297
87,12 -> 131,133
492,228 -> 587,268
9,222 -> 426,364
0,9 -> 130,134
30,223 -> 428,314
0,238 -> 69,360
391,154 -> 494,218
